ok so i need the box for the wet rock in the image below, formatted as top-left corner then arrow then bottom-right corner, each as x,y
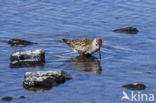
8,38 -> 36,46
122,83 -> 146,90
1,96 -> 13,101
24,86 -> 53,92
112,27 -> 139,34
18,96 -> 25,99
23,70 -> 72,92
10,61 -> 45,68
144,71 -> 152,74
10,49 -> 45,68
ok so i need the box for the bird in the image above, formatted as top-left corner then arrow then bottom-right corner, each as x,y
62,38 -> 102,58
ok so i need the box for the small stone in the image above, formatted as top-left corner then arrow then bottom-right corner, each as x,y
112,27 -> 139,34
18,96 -> 25,99
122,83 -> 146,90
144,71 -> 152,74
1,96 -> 13,101
10,49 -> 45,68
8,38 -> 36,46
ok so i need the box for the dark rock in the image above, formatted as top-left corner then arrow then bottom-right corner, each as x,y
23,70 -> 72,92
10,49 -> 45,68
144,71 -> 152,74
24,87 -> 52,92
8,38 -> 36,46
10,61 -> 45,68
1,96 -> 13,101
112,27 -> 139,34
18,96 -> 25,99
122,83 -> 146,90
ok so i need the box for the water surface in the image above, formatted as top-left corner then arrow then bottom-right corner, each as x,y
0,0 -> 156,103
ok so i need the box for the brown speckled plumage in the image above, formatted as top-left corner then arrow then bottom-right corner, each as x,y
62,38 -> 102,56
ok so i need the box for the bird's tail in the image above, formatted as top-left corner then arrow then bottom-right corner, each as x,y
62,38 -> 72,46
62,38 -> 68,43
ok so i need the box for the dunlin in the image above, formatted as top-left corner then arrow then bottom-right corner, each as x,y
62,38 -> 102,57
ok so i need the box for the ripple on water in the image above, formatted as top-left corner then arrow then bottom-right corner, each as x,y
0,0 -> 156,103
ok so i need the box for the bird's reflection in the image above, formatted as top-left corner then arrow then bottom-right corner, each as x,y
67,55 -> 102,74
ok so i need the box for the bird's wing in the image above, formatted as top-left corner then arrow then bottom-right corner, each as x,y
62,38 -> 92,54
71,38 -> 92,47
71,38 -> 92,53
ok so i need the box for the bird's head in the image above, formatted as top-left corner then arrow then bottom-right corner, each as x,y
93,38 -> 102,49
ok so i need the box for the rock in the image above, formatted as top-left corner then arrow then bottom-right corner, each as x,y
8,38 -> 36,46
18,96 -> 25,99
10,61 -> 45,68
122,83 -> 146,90
144,71 -> 152,74
1,96 -> 13,101
112,27 -> 139,34
10,49 -> 45,68
23,70 -> 72,91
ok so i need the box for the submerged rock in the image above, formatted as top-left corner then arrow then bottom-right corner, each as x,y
112,27 -> 139,34
23,70 -> 72,92
18,96 -> 25,99
122,83 -> 146,90
1,96 -> 13,101
8,38 -> 36,46
10,49 -> 45,68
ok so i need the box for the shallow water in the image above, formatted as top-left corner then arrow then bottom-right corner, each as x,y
0,0 -> 156,103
